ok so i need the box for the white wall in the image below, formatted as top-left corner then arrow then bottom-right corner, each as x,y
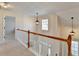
37,14 -> 60,36
57,8 -> 79,40
0,9 -> 24,26
23,16 -> 36,31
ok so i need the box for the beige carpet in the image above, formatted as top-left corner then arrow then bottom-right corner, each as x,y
0,40 -> 34,56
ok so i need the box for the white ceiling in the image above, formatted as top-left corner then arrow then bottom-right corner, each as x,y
8,2 -> 79,16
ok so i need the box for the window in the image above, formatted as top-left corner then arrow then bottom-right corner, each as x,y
42,19 -> 48,30
72,41 -> 78,56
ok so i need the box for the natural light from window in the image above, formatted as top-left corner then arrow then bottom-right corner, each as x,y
42,19 -> 48,31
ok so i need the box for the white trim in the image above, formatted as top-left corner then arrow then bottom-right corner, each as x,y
16,37 -> 27,48
39,44 -> 42,56
29,48 -> 39,56
16,37 -> 38,56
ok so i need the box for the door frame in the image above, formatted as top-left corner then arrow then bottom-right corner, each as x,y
3,16 -> 16,40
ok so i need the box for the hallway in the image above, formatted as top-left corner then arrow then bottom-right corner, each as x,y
0,40 -> 34,56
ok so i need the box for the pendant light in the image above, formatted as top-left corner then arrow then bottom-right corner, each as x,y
35,12 -> 39,25
70,17 -> 75,36
0,2 -> 13,9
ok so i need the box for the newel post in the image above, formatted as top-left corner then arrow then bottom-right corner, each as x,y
67,35 -> 72,56
28,30 -> 30,48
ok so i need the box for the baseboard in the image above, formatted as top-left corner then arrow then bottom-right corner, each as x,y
16,37 -> 28,48
29,48 -> 39,56
16,37 -> 38,56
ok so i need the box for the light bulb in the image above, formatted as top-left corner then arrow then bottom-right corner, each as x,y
3,5 -> 8,8
69,30 -> 75,36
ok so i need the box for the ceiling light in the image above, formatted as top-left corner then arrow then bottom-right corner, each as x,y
35,12 -> 39,25
3,5 -> 8,8
0,2 -> 13,9
69,17 -> 75,36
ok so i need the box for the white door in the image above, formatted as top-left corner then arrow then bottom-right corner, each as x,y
4,16 -> 15,40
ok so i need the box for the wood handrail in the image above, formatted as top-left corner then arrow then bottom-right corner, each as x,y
17,29 -> 28,32
16,29 -> 72,56
16,29 -> 67,42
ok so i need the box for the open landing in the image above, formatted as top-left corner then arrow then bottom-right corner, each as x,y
0,40 -> 34,56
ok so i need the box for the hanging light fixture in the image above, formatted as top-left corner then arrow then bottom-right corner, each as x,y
70,17 -> 75,36
0,2 -> 13,9
35,12 -> 39,25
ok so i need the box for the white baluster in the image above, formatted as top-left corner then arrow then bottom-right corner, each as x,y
39,42 -> 41,56
48,44 -> 51,56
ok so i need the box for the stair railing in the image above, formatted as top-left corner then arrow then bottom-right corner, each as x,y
17,29 -> 72,56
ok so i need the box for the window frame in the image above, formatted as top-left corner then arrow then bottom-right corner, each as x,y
42,19 -> 48,31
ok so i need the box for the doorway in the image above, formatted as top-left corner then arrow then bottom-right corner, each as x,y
4,16 -> 15,40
